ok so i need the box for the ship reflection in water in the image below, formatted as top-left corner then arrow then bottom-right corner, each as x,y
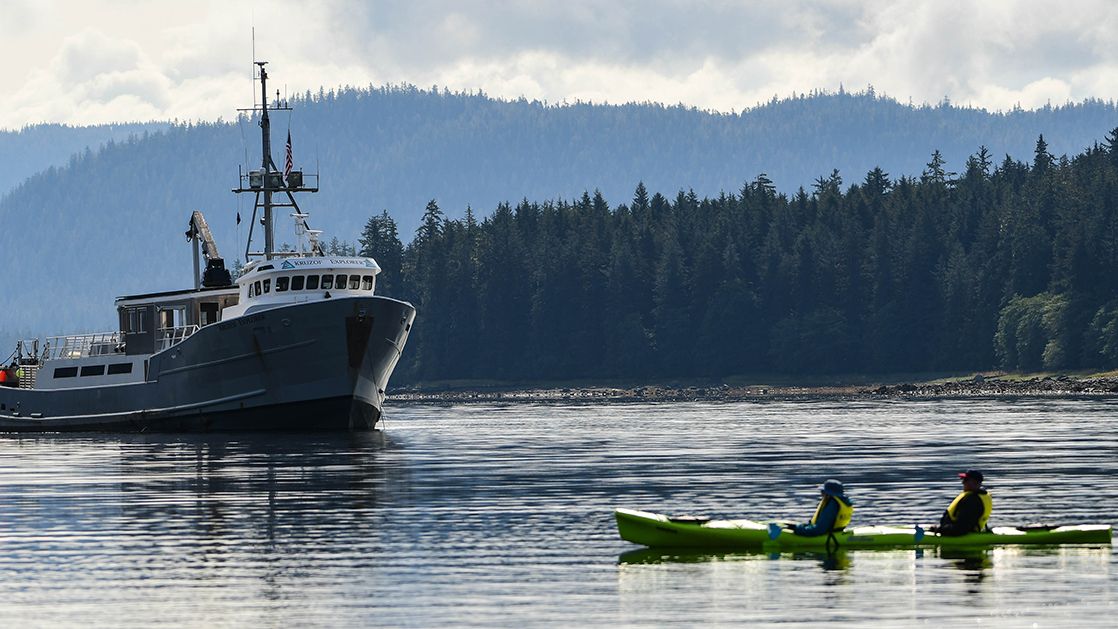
0,430 -> 406,520
0,399 -> 1116,627
0,431 -> 411,622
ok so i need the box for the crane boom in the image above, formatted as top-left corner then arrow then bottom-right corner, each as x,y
187,211 -> 233,289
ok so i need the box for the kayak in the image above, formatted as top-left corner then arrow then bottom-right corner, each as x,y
615,508 -> 1113,550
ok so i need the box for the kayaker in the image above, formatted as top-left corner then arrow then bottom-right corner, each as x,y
792,479 -> 853,537
929,469 -> 992,536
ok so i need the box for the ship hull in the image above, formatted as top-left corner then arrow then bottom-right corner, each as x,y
0,295 -> 415,432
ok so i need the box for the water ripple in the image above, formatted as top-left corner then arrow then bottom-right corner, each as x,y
0,399 -> 1115,626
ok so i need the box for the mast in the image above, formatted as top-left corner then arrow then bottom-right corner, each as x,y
233,62 -> 319,262
258,62 -> 274,258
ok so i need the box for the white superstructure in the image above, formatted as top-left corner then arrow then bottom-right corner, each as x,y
222,257 -> 382,319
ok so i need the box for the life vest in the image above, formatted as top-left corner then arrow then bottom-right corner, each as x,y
810,494 -> 854,532
945,490 -> 992,531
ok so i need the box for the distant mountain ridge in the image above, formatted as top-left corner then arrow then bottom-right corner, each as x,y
0,85 -> 1116,336
0,122 -> 170,199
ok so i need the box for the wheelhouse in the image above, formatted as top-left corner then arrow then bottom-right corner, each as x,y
221,256 -> 381,319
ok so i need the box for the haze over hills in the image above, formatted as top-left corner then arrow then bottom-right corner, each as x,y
0,122 -> 170,198
1,85 -> 1117,342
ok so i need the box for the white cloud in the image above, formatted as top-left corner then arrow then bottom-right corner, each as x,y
1,0 -> 1118,128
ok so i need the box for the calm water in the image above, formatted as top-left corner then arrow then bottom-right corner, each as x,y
0,398 -> 1116,627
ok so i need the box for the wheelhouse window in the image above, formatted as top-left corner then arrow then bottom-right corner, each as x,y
276,276 -> 290,292
291,276 -> 305,290
362,275 -> 374,291
248,283 -> 256,298
254,281 -> 262,297
348,275 -> 360,290
321,274 -> 334,290
81,365 -> 105,377
306,275 -> 319,290
263,279 -> 271,293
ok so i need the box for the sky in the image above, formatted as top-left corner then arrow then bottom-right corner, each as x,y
1,0 -> 1117,129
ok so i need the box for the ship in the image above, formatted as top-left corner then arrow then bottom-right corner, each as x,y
0,62 -> 416,432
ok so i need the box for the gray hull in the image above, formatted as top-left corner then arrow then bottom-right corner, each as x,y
0,296 -> 415,432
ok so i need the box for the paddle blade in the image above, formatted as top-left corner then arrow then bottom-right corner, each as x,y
767,523 -> 783,540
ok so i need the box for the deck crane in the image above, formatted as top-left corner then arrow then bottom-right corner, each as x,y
186,211 -> 233,290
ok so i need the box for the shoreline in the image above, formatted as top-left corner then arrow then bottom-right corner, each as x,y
387,375 -> 1118,405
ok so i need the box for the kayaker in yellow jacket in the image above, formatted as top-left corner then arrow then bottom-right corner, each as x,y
792,479 -> 853,537
929,469 -> 992,536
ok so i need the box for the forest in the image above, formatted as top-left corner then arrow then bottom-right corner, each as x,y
364,134 -> 1118,382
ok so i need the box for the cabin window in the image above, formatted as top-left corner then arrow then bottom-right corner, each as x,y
108,363 -> 133,375
321,275 -> 334,290
54,367 -> 78,379
254,281 -> 262,297
159,308 -> 185,329
362,276 -> 374,291
306,275 -> 319,290
276,276 -> 290,292
81,365 -> 105,377
200,303 -> 219,326
263,279 -> 271,293
291,276 -> 305,291
124,308 -> 148,333
348,275 -> 361,290
248,283 -> 255,298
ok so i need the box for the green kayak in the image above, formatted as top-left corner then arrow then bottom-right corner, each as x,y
615,508 -> 1113,550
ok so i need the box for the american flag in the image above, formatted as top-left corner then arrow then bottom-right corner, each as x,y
284,131 -> 293,184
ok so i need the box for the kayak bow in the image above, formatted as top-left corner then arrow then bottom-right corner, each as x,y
615,508 -> 1112,550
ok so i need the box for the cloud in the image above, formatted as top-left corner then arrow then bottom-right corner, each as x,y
0,0 -> 51,36
1,0 -> 1117,129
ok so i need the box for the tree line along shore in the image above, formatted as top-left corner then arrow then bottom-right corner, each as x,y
361,130 -> 1118,386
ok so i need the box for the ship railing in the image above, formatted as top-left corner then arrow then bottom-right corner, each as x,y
158,325 -> 199,351
44,332 -> 123,360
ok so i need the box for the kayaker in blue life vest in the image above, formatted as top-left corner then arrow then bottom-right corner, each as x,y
793,479 -> 854,537
929,469 -> 992,536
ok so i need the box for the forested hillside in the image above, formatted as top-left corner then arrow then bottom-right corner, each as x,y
0,122 -> 168,196
0,85 -> 1116,351
375,136 -> 1118,382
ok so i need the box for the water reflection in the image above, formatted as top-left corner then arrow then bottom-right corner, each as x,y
618,547 -> 855,571
0,431 -> 411,587
940,547 -> 992,575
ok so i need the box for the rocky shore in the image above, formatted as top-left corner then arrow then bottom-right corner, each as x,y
387,374 -> 1118,405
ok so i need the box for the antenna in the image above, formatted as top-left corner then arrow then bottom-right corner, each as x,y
251,27 -> 257,107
